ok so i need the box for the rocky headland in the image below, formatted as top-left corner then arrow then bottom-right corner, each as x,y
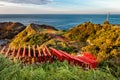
0,22 -> 25,39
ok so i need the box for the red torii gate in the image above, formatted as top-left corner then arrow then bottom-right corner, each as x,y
0,45 -> 98,68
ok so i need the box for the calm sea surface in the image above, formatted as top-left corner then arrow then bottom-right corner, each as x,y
0,14 -> 120,30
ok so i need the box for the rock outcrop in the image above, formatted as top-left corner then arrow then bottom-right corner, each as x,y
0,22 -> 25,39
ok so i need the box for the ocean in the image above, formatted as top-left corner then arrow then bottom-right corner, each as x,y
0,14 -> 120,30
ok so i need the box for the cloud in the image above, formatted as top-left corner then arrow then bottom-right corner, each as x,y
0,0 -> 53,5
0,0 -> 120,14
0,3 -> 4,6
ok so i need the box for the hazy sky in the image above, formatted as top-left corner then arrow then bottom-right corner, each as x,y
0,0 -> 120,14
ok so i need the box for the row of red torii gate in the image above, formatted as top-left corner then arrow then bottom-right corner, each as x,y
0,45 -> 98,69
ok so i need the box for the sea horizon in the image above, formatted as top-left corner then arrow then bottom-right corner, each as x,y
0,13 -> 120,14
0,14 -> 120,30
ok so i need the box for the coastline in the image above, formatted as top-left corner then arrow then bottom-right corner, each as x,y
0,39 -> 10,46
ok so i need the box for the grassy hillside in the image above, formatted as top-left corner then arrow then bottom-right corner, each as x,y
81,22 -> 120,61
64,21 -> 120,60
0,55 -> 117,80
9,24 -> 57,48
64,22 -> 101,41
64,21 -> 120,78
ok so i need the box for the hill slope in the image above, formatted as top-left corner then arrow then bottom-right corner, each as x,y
9,23 -> 57,47
64,21 -> 120,61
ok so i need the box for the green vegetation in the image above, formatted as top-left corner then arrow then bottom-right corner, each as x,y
7,21 -> 120,79
0,55 -> 117,80
64,22 -> 101,41
65,21 -> 120,62
99,57 -> 120,79
80,22 -> 120,61
43,39 -> 78,53
9,24 -> 56,48
64,21 -> 120,79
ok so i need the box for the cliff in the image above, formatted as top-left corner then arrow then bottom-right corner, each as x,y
0,22 -> 25,39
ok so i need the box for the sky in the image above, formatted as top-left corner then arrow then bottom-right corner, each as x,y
0,0 -> 120,14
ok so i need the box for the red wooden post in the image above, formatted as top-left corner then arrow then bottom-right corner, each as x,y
37,45 -> 42,63
77,56 -> 97,68
28,45 -> 32,64
0,46 -> 6,54
11,46 -> 16,60
58,50 -> 74,63
21,45 -> 26,63
5,46 -> 10,58
22,45 -> 26,58
16,47 -> 21,59
44,46 -> 51,56
44,46 -> 52,63
81,53 -> 97,68
58,50 -> 69,60
73,57 -> 88,66
49,47 -> 63,61
42,47 -> 47,62
15,47 -> 21,63
58,50 -> 88,66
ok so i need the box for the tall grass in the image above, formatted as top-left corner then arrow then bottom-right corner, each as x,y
0,55 -> 117,80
